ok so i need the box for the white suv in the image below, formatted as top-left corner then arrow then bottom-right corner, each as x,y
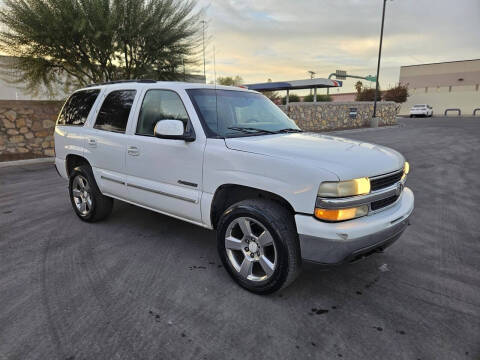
54,80 -> 414,294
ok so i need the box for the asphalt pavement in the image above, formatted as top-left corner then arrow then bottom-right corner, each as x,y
1,116 -> 479,360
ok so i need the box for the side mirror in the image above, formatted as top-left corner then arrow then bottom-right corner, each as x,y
153,119 -> 195,142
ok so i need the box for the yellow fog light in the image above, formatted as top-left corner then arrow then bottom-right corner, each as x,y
314,205 -> 369,222
318,178 -> 370,198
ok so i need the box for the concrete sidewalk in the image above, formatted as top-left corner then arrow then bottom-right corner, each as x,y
0,157 -> 53,168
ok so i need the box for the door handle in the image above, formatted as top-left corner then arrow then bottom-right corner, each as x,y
87,139 -> 97,147
127,146 -> 140,156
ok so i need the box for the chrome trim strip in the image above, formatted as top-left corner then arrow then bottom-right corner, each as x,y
370,168 -> 403,180
316,179 -> 405,209
101,175 -> 125,185
127,183 -> 197,203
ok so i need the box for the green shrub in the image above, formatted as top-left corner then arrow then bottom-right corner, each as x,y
355,88 -> 377,101
303,94 -> 332,102
281,94 -> 300,104
383,84 -> 409,103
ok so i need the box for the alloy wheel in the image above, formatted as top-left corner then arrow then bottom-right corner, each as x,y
225,217 -> 277,282
72,175 -> 92,216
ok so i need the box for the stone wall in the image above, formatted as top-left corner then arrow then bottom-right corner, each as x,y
0,99 -> 398,159
279,101 -> 398,132
0,100 -> 63,157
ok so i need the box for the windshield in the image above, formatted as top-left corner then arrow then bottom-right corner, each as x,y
187,89 -> 300,138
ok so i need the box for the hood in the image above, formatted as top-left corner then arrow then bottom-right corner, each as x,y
225,132 -> 405,180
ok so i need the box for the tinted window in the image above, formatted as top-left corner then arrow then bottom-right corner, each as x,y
57,89 -> 100,126
94,90 -> 136,133
136,90 -> 190,136
187,89 -> 299,138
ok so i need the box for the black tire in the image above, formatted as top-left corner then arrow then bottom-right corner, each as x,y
217,199 -> 301,294
69,165 -> 113,222
409,115 -> 413,118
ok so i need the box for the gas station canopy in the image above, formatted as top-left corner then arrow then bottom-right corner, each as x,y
245,78 -> 342,92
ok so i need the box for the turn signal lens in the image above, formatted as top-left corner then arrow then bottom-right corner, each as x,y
314,205 -> 369,222
318,178 -> 371,198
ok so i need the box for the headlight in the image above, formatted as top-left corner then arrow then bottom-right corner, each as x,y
314,205 -> 369,222
318,177 -> 370,198
402,161 -> 410,181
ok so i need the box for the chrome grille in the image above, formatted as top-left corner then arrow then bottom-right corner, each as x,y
371,194 -> 399,211
370,170 -> 403,191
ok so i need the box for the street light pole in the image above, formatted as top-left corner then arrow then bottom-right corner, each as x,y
307,70 -> 316,95
373,0 -> 387,118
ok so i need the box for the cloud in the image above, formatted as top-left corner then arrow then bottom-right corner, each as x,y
196,0 -> 480,92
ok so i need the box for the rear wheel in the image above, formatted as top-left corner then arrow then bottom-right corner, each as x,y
217,199 -> 301,294
69,165 -> 113,222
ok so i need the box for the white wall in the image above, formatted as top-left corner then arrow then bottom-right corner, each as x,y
0,56 -> 68,100
0,79 -> 59,101
399,85 -> 480,115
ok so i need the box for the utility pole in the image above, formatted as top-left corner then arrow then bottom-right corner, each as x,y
201,20 -> 206,83
373,0 -> 387,118
308,71 -> 316,95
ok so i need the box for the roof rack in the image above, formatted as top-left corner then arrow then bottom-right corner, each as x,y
85,79 -> 157,87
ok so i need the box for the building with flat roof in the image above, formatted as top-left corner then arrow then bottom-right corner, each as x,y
398,59 -> 480,116
0,56 -> 66,100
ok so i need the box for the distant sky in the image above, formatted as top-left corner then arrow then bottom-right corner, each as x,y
196,0 -> 480,93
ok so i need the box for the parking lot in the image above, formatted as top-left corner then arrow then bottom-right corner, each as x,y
1,116 -> 479,360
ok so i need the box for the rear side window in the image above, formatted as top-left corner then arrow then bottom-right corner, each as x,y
57,89 -> 100,126
94,90 -> 136,133
136,90 -> 190,136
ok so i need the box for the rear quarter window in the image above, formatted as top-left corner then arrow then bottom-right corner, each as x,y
57,89 -> 100,126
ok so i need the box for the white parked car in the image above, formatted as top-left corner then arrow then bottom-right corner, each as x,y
54,80 -> 414,294
410,104 -> 433,117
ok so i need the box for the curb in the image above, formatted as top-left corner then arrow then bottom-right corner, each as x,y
0,157 -> 54,168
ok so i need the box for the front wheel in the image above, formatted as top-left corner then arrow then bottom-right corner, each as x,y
217,199 -> 301,294
69,165 -> 113,222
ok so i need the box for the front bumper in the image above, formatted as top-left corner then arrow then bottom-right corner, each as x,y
296,187 -> 414,264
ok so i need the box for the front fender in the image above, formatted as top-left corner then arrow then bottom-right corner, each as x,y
201,139 -> 339,226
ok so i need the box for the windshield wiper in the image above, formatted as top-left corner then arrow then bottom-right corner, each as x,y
273,128 -> 303,133
227,126 -> 276,134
